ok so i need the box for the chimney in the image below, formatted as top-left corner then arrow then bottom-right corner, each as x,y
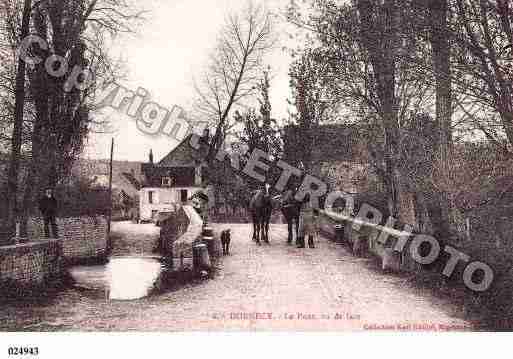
149,149 -> 154,165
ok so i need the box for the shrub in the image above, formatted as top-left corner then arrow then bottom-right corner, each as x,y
56,179 -> 110,218
353,191 -> 391,219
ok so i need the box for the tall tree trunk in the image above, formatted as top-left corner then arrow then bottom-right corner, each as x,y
356,0 -> 403,219
430,0 -> 454,235
20,6 -> 49,237
20,120 -> 43,237
5,0 -> 32,241
489,0 -> 513,148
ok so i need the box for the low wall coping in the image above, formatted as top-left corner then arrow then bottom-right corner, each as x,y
0,238 -> 62,252
171,205 -> 204,260
182,206 -> 203,228
0,238 -> 62,254
322,209 -> 411,238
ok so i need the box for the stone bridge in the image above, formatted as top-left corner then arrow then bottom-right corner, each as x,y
0,215 -> 474,331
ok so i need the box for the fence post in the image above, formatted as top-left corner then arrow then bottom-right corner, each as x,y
13,221 -> 21,245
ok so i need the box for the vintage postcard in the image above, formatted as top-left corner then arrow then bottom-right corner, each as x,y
0,0 -> 512,352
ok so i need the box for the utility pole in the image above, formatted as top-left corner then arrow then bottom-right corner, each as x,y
5,0 -> 32,243
107,138 -> 114,252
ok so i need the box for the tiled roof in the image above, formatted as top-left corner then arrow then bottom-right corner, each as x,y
157,134 -> 210,167
140,134 -> 209,188
73,159 -> 145,199
121,172 -> 142,190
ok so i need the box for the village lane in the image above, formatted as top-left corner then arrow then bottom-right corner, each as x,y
0,224 -> 473,331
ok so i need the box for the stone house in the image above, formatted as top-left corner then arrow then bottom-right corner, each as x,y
139,135 -> 209,222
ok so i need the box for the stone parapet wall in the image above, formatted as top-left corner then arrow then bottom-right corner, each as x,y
159,207 -> 191,258
319,210 -> 417,272
159,206 -> 204,270
172,206 -> 203,260
26,216 -> 108,262
0,216 -> 108,296
0,239 -> 63,290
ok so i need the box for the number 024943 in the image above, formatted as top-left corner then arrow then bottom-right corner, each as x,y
8,347 -> 39,356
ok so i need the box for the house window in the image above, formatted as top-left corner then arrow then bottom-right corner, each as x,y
162,176 -> 173,187
180,189 -> 188,203
148,191 -> 154,204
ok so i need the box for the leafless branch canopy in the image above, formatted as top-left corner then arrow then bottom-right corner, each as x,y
194,1 -> 276,159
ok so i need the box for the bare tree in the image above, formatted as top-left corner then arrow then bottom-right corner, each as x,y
287,0 -> 441,228
0,0 -> 143,239
193,1 -> 275,164
288,48 -> 332,175
2,0 -> 31,238
0,0 -> 37,150
235,69 -> 282,159
451,0 -> 513,150
352,0 -> 415,221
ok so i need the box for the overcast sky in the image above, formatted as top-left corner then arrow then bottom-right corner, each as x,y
85,0 -> 296,162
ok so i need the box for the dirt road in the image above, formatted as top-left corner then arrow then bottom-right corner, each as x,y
0,224 -> 472,331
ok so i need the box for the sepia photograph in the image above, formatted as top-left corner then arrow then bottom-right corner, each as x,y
0,0 -> 513,353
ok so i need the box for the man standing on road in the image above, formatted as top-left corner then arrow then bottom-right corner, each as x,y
39,188 -> 59,238
297,193 -> 318,249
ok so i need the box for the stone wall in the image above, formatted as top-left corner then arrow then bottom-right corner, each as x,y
0,216 -> 108,295
26,216 -> 108,263
159,206 -> 204,270
159,207 -> 191,258
318,209 -> 513,328
319,210 -> 418,272
0,239 -> 63,292
172,206 -> 203,260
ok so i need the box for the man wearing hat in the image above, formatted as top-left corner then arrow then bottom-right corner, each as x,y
39,188 -> 59,238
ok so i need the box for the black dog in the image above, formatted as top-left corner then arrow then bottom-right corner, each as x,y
221,229 -> 231,255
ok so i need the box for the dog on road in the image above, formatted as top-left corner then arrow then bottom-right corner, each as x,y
221,229 -> 231,255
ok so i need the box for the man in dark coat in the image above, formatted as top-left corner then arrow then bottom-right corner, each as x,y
39,188 -> 59,238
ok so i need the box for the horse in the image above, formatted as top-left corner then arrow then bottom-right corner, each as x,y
249,183 -> 274,245
249,184 -> 304,246
280,189 -> 302,245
